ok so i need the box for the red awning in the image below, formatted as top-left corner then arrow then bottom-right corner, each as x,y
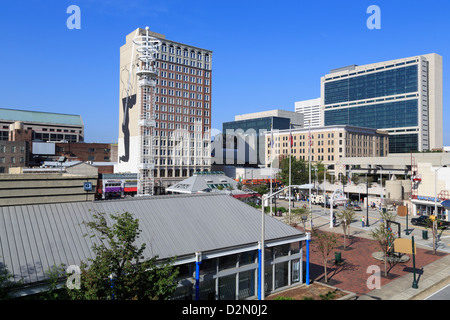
124,187 -> 137,192
232,193 -> 259,199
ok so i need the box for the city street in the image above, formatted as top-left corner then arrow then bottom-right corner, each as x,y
273,200 -> 450,254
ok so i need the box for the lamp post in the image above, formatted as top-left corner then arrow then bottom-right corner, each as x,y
376,166 -> 383,212
366,172 -> 370,227
323,165 -> 327,215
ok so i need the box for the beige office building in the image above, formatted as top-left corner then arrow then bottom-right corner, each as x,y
265,125 -> 389,173
116,28 -> 212,189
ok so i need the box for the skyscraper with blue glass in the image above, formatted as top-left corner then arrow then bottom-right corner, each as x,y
321,54 -> 443,153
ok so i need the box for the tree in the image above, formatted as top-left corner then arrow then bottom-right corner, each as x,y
279,156 -> 308,186
335,208 -> 357,249
44,264 -> 67,300
369,221 -> 395,277
67,211 -> 179,300
290,207 -> 311,229
312,230 -> 339,283
0,261 -> 19,300
425,215 -> 444,255
315,162 -> 331,184
250,184 -> 268,196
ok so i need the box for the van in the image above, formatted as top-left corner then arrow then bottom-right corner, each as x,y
315,195 -> 325,205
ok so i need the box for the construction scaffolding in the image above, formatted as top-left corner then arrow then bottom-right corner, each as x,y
133,27 -> 161,196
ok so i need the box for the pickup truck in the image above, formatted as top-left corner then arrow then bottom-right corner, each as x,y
411,216 -> 450,229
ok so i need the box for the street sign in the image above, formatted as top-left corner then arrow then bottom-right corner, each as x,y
83,182 -> 93,191
394,238 -> 416,255
397,205 -> 408,217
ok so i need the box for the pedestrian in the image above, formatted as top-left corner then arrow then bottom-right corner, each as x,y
361,217 -> 365,227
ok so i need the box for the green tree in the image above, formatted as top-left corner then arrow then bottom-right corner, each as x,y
67,211 -> 179,300
0,260 -> 19,300
43,264 -> 67,300
369,221 -> 395,277
291,207 -> 311,229
250,184 -> 268,196
312,230 -> 339,283
335,208 -> 357,249
279,156 -> 308,186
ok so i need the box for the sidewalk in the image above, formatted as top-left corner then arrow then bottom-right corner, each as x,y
272,206 -> 450,300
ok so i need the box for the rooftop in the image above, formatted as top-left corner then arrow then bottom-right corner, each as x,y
0,107 -> 83,126
0,193 -> 303,288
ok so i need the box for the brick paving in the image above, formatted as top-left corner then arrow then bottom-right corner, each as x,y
301,228 -> 448,297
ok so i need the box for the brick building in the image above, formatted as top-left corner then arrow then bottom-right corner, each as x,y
55,142 -> 112,162
0,140 -> 29,173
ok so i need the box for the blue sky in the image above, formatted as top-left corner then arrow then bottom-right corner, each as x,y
0,0 -> 449,145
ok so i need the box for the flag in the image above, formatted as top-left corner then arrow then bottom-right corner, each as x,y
308,125 -> 312,147
289,123 -> 293,148
270,126 -> 274,149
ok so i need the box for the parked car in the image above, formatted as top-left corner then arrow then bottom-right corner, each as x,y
411,216 -> 450,229
346,204 -> 361,211
320,202 -> 337,209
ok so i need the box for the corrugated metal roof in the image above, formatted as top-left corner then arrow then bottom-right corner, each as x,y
0,108 -> 83,126
166,173 -> 238,194
0,194 -> 303,286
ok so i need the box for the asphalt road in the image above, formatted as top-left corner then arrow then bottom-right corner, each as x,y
425,284 -> 450,300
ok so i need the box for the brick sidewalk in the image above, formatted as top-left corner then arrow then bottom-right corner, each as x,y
301,228 -> 448,296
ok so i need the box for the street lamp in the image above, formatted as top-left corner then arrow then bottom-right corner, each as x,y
376,165 -> 383,211
366,172 -> 370,227
323,165 -> 327,215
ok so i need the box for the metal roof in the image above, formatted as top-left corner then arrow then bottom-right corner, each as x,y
166,172 -> 238,194
0,108 -> 83,126
0,193 -> 303,286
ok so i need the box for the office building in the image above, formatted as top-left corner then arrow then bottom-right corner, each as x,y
0,140 -> 29,173
294,98 -> 321,128
0,108 -> 84,143
265,125 -> 389,172
321,54 -> 443,153
220,110 -> 303,166
116,27 -> 212,192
